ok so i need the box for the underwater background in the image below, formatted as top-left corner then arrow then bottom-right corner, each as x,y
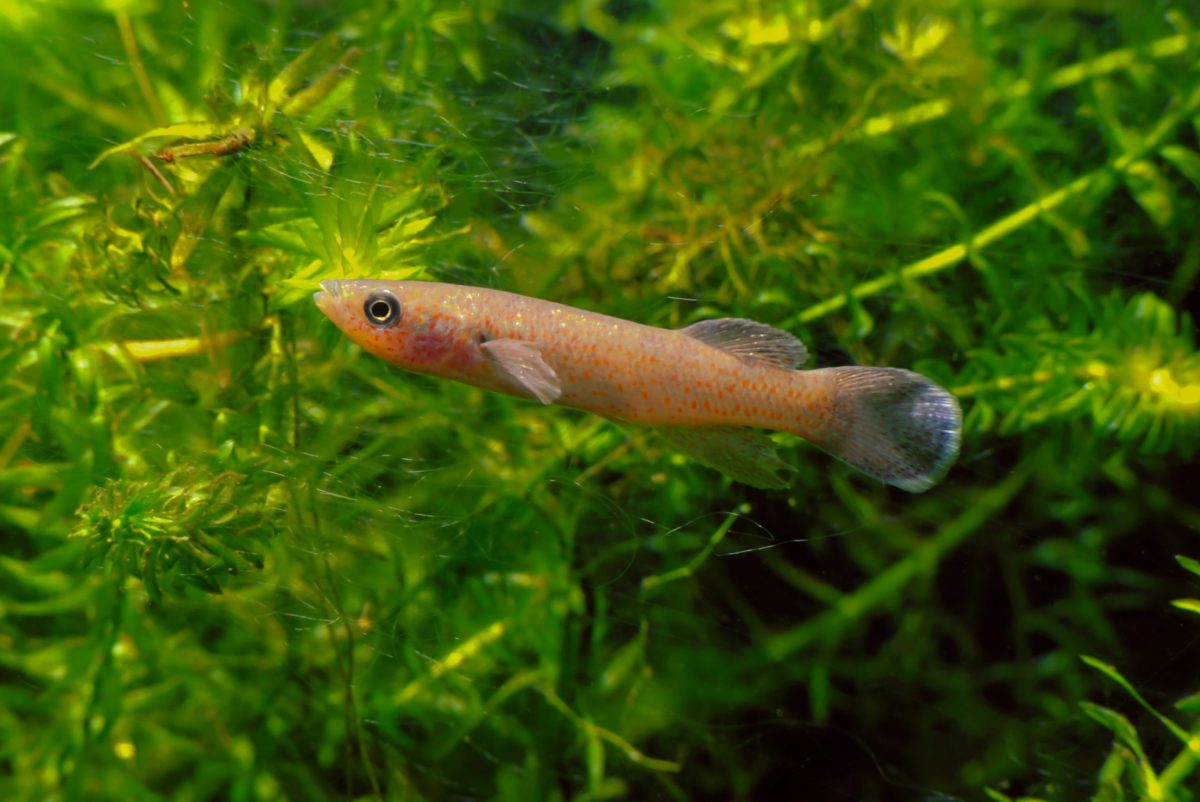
2,1 -> 1199,799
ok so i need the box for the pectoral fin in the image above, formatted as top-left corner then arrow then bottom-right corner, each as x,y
481,338 -> 562,404
658,426 -> 793,489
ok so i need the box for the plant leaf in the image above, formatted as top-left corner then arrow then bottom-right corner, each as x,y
171,164 -> 237,271
1081,655 -> 1191,744
88,123 -> 224,169
1176,554 -> 1200,578
1122,160 -> 1173,230
1160,145 -> 1200,192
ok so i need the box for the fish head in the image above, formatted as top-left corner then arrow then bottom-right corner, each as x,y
313,279 -> 469,371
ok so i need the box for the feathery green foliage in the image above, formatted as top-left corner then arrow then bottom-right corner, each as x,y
2,1 -> 1199,800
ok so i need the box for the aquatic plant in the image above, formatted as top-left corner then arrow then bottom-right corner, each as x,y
2,1 -> 1198,799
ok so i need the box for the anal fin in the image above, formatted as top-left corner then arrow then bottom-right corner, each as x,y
658,426 -> 793,489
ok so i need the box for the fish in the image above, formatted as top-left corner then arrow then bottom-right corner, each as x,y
313,280 -> 962,491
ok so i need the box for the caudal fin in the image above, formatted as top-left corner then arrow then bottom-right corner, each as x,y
815,367 -> 962,492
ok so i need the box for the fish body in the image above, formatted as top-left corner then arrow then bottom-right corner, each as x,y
314,280 -> 962,491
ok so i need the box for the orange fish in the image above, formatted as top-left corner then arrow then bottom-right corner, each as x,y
314,280 -> 962,491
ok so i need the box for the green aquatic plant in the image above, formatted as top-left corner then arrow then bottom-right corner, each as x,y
988,553 -> 1200,802
2,1 -> 1200,800
956,291 -> 1200,455
72,470 -> 275,602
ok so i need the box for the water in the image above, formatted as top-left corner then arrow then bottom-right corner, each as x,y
1,2 -> 1198,800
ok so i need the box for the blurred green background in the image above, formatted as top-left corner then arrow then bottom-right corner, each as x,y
2,1 -> 1200,799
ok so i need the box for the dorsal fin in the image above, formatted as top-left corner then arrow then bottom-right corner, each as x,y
681,318 -> 808,369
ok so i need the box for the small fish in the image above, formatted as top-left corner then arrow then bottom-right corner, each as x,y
314,280 -> 962,491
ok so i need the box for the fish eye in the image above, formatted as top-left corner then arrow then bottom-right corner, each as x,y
363,291 -> 401,327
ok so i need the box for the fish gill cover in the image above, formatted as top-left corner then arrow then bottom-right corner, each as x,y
1,1 -> 1199,800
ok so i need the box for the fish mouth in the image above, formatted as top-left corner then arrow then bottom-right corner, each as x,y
313,279 -> 342,310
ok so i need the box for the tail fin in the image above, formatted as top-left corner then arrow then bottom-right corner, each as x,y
814,367 -> 962,492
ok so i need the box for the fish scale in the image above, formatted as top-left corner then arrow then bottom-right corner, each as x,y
315,279 -> 962,492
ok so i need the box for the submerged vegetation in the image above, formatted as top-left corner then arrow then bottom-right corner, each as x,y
2,1 -> 1199,799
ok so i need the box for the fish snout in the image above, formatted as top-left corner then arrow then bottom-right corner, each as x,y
313,280 -> 343,313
